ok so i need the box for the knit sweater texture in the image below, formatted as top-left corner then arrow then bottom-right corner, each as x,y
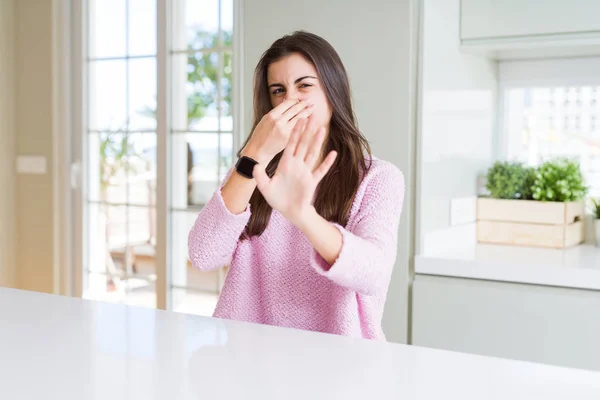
188,157 -> 405,340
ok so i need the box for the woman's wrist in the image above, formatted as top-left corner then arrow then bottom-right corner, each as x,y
291,206 -> 319,233
241,145 -> 271,166
294,206 -> 343,266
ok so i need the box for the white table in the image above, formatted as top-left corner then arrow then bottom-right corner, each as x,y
1,288 -> 599,399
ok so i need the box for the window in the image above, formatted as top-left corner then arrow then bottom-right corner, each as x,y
169,0 -> 234,315
81,0 -> 236,315
500,59 -> 600,198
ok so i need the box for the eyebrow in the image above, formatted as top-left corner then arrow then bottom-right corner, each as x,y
268,75 -> 317,89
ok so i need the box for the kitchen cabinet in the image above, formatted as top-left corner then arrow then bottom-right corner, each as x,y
412,274 -> 600,371
461,0 -> 600,40
460,0 -> 600,59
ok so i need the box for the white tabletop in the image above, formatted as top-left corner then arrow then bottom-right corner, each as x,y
416,243 -> 600,291
1,287 -> 599,399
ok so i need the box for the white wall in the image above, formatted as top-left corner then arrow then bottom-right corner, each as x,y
15,0 -> 57,294
0,0 -> 17,288
242,0 -> 419,343
418,0 -> 497,254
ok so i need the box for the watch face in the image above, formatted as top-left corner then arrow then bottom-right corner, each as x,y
236,156 -> 258,179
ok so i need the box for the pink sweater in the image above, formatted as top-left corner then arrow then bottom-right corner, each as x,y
188,158 -> 405,340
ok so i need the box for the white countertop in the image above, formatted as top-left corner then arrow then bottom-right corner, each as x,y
416,243 -> 600,291
1,288 -> 599,399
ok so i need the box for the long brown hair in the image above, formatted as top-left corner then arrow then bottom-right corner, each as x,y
239,31 -> 371,238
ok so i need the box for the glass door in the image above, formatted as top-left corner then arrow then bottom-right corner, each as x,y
78,0 -> 236,315
84,0 -> 159,307
168,0 -> 234,315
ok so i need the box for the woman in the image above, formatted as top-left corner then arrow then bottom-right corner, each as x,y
188,30 -> 404,341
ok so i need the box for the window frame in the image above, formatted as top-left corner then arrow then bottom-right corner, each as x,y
71,0 -> 244,310
496,57 -> 600,162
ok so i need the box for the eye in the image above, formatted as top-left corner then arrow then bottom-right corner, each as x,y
299,83 -> 313,89
271,88 -> 284,95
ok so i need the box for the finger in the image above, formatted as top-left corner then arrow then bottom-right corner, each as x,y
253,163 -> 271,193
313,150 -> 337,182
294,116 -> 318,160
305,127 -> 327,168
282,117 -> 307,161
282,100 -> 312,121
269,99 -> 300,118
288,104 -> 315,123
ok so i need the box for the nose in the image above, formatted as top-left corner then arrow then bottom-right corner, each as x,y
284,87 -> 302,102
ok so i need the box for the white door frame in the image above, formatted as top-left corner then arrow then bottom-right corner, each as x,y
51,0 -> 75,297
156,0 -> 170,310
70,0 -> 86,299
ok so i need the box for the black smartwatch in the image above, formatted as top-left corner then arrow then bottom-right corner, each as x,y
235,156 -> 259,179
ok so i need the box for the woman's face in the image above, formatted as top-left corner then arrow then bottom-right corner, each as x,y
267,53 -> 332,131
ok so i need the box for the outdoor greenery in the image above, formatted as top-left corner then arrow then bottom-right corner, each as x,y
100,28 -> 232,193
186,30 -> 233,125
139,29 -> 232,126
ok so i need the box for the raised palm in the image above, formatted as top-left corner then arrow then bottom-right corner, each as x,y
253,116 -> 337,225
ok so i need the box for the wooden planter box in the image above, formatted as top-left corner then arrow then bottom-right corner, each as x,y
476,198 -> 585,248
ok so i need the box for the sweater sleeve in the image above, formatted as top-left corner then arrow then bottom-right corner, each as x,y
310,163 -> 405,295
187,171 -> 252,272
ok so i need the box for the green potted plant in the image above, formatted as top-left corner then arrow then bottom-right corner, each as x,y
478,158 -> 588,248
530,158 -> 588,203
591,198 -> 600,247
485,161 -> 535,200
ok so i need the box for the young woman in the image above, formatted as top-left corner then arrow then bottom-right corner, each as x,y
188,31 -> 404,341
